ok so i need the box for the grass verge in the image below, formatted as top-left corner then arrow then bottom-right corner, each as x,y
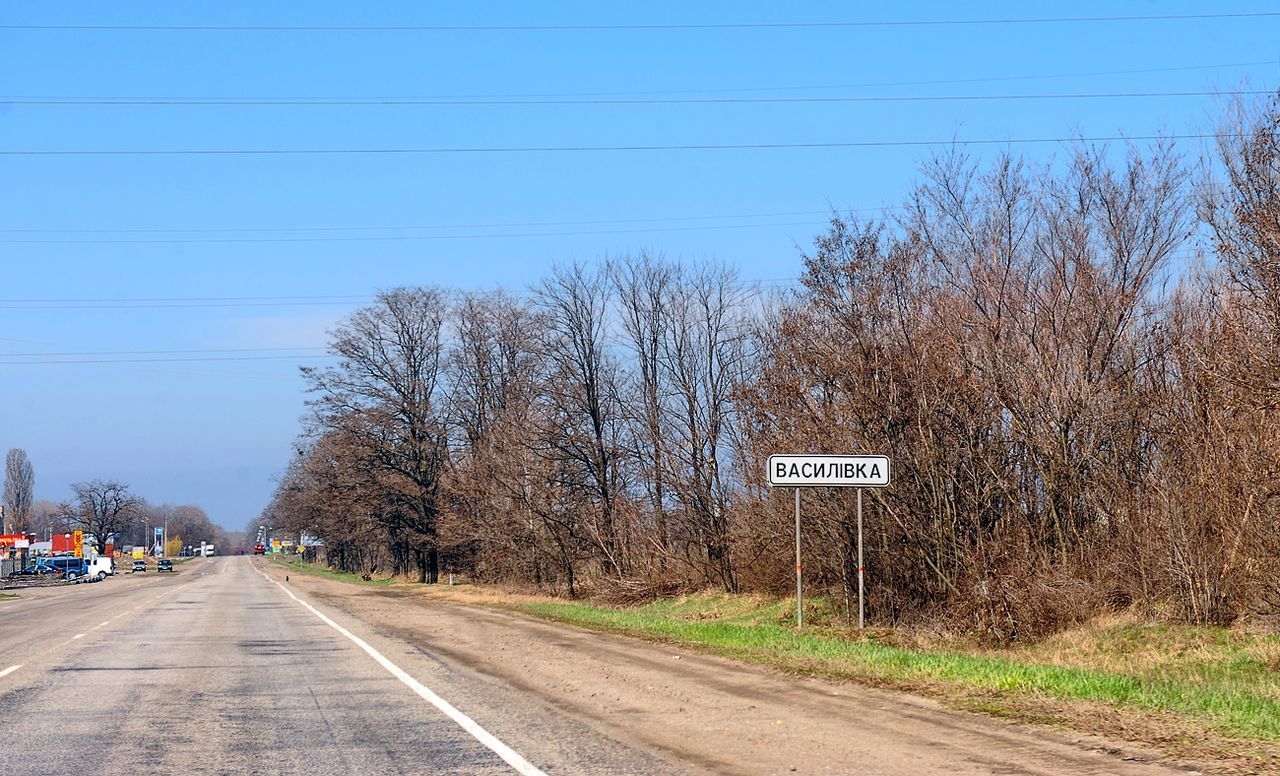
271,555 -> 396,586
505,598 -> 1280,742
0,592 -> 16,601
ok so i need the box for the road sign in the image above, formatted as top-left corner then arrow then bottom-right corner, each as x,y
767,453 -> 891,630
767,454 -> 890,488
14,539 -> 29,549
73,530 -> 84,558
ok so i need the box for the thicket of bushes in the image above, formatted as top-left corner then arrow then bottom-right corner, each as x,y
262,94 -> 1280,641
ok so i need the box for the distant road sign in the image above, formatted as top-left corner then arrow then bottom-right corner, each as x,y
767,454 -> 891,488
73,530 -> 84,558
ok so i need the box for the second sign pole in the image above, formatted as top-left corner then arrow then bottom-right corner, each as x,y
857,487 -> 864,630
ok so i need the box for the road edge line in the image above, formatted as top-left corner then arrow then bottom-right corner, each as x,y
0,665 -> 20,679
254,564 -> 547,776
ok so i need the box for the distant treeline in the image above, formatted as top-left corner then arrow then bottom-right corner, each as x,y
263,94 -> 1280,640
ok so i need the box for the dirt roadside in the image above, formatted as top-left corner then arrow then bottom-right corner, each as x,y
258,561 -> 1207,776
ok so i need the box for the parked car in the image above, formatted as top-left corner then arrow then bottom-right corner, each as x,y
131,559 -> 147,573
157,559 -> 174,572
7,564 -> 56,578
38,557 -> 91,582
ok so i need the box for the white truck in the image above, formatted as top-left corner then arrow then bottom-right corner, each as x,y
86,556 -> 115,581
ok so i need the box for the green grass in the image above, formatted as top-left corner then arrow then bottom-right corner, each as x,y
0,592 -> 16,601
271,555 -> 397,586
497,595 -> 1280,743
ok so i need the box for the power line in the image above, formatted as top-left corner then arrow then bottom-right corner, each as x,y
1,90 -> 1268,106
0,277 -> 802,311
0,294 -> 367,301
0,299 -> 373,309
0,354 -> 336,365
0,132 -> 1214,157
0,208 -> 855,235
0,346 -> 327,357
0,218 -> 830,245
3,12 -> 1278,31
9,60 -> 1274,103
6,60 -> 1268,104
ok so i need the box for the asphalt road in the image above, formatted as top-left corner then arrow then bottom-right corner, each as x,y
0,557 -> 1198,775
0,558 -> 672,774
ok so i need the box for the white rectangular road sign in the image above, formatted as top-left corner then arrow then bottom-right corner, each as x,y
767,454 -> 890,488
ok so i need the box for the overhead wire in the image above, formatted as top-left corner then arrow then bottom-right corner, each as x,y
5,59 -> 1269,103
0,354 -> 336,365
0,346 -> 328,356
0,132 -> 1217,156
0,207 -> 897,236
0,89 -> 1270,106
0,299 -> 374,309
3,12 -> 1278,31
0,218 -> 831,244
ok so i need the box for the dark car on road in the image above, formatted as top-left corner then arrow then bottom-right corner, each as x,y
131,559 -> 147,573
157,559 -> 174,572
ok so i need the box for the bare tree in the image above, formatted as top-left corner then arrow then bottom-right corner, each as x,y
68,480 -> 141,553
611,253 -> 676,560
303,288 -> 451,583
445,290 -> 551,585
536,263 -> 628,578
3,449 -> 34,532
660,262 -> 753,590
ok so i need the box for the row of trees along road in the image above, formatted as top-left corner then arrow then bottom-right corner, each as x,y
263,94 -> 1280,641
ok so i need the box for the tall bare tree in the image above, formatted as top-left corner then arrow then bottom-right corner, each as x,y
302,288 -> 451,583
661,262 -> 753,589
3,448 -> 34,532
537,263 -> 628,577
611,253 -> 676,560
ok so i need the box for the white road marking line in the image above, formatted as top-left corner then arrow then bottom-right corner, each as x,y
71,633 -> 85,640
0,665 -> 19,679
255,565 -> 546,776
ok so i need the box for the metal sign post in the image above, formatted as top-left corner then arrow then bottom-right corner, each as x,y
767,454 -> 891,629
794,488 -> 802,628
857,487 -> 865,629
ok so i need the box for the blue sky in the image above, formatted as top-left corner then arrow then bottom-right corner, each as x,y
1,1 -> 1277,530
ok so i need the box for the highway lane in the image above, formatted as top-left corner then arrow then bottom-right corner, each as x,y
0,560 -> 202,667
0,557 -> 679,775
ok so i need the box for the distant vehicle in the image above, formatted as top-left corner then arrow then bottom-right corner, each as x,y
157,559 -> 174,572
87,556 -> 114,581
253,543 -> 266,555
131,559 -> 147,573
